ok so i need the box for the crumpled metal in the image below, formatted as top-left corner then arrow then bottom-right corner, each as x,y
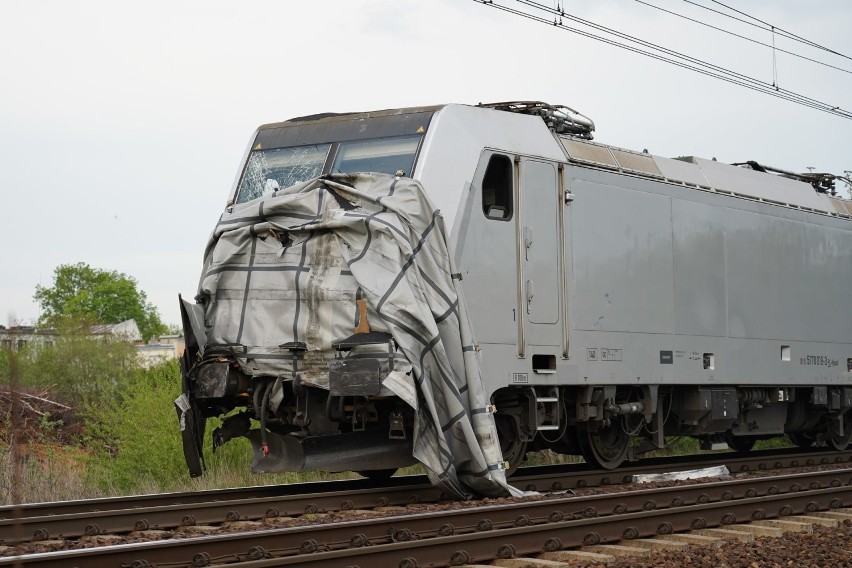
197,172 -> 520,498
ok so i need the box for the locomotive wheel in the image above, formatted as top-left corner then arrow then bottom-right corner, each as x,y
724,433 -> 756,452
500,434 -> 527,477
495,414 -> 527,477
830,430 -> 852,451
357,468 -> 397,480
576,420 -> 629,470
830,416 -> 852,451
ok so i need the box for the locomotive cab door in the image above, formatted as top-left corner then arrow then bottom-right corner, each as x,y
518,158 -> 561,351
457,151 -> 519,346
521,160 -> 560,324
457,153 -> 562,360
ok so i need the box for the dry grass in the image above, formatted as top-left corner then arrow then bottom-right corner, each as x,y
1,444 -> 102,505
0,442 -> 413,505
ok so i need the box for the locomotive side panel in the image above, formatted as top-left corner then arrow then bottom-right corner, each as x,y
671,199 -> 727,338
726,209 -> 852,343
570,179 -> 675,335
565,164 -> 852,386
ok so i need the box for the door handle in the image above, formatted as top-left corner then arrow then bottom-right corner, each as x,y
526,279 -> 534,313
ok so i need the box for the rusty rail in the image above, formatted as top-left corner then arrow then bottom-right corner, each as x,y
2,447 -> 851,545
3,465 -> 852,567
4,445 -> 845,521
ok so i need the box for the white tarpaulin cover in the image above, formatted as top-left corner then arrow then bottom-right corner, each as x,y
632,465 -> 730,483
197,172 -> 518,498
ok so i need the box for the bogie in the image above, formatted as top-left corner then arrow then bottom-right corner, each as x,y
489,384 -> 852,470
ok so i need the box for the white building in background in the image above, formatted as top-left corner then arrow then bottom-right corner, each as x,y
137,334 -> 185,367
90,319 -> 143,342
1,320 -> 185,367
0,325 -> 58,351
1,319 -> 144,350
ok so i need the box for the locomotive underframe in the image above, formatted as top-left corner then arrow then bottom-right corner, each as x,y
490,383 -> 852,471
187,351 -> 852,475
187,357 -> 418,477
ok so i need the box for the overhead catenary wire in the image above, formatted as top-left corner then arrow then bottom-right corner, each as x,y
508,0 -> 849,114
473,0 -> 852,120
514,0 -> 843,109
771,25 -> 778,89
709,0 -> 852,60
685,0 -> 852,62
510,0 -> 758,92
635,0 -> 852,76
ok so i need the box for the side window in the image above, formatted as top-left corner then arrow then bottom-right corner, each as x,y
482,154 -> 513,221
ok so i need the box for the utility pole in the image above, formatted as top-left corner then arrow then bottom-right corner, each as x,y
6,326 -> 25,548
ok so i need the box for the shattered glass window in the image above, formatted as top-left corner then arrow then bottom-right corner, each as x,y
332,136 -> 420,177
235,144 -> 331,203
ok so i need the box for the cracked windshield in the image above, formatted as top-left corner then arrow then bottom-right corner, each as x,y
235,136 -> 421,204
235,144 -> 331,203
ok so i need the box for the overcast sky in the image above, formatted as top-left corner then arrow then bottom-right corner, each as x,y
2,0 -> 850,328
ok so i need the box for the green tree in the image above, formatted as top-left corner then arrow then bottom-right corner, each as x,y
34,263 -> 166,341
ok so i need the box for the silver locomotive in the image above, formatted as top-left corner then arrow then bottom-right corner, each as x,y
177,101 -> 852,497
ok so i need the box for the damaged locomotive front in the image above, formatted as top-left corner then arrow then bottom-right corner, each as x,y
180,318 -> 417,479
176,178 -> 424,479
194,290 -> 419,477
175,163 -> 514,499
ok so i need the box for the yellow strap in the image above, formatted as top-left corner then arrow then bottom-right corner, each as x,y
355,298 -> 371,334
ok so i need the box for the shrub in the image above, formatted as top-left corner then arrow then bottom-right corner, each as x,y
21,331 -> 138,406
84,360 -> 283,493
84,359 -> 188,492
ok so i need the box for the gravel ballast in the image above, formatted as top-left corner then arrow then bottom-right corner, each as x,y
567,520 -> 852,568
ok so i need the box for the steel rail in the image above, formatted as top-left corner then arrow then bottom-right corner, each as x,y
234,486 -> 852,567
2,447 -> 850,544
3,466 -> 852,567
1,446 -> 845,519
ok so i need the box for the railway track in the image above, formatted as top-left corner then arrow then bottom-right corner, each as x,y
2,448 -> 852,566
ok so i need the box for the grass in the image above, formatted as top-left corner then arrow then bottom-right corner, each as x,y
1,444 -> 94,504
0,437 -> 397,505
1,437 -> 428,505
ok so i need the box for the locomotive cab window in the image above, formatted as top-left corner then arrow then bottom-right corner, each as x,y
482,154 -> 513,220
234,134 -> 425,205
332,135 -> 421,177
235,144 -> 331,204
